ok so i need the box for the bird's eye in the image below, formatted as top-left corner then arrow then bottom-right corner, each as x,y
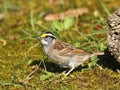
45,35 -> 49,38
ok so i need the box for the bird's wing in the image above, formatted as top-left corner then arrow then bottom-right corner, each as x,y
51,39 -> 89,57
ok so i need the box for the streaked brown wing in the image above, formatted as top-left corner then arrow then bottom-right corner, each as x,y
52,39 -> 89,57
52,39 -> 71,50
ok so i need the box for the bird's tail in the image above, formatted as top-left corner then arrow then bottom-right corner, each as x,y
90,52 -> 104,57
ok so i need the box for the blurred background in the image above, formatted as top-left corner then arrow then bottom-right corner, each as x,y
0,0 -> 120,90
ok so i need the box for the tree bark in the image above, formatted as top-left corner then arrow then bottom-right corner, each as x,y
107,8 -> 120,63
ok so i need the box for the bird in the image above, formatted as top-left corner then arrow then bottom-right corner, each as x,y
37,31 -> 104,76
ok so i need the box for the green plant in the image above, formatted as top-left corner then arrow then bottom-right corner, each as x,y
35,15 -> 74,40
98,0 -> 110,16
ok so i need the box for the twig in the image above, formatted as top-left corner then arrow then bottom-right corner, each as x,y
19,65 -> 39,86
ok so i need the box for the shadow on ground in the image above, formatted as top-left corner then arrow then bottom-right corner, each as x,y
98,48 -> 120,71
29,59 -> 67,73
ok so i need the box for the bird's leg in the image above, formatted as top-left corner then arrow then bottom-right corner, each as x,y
65,67 -> 75,76
62,70 -> 67,75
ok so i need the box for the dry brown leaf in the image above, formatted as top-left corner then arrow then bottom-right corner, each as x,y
93,9 -> 99,17
19,65 -> 39,86
6,6 -> 20,11
49,0 -> 61,6
44,7 -> 89,21
0,13 -> 5,20
0,38 -> 7,46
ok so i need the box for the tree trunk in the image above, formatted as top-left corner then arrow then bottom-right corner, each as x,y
107,8 -> 120,63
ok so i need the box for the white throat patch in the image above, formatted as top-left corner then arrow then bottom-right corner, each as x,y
41,39 -> 48,45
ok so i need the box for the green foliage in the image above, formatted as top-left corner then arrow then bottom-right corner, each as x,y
52,16 -> 74,31
89,56 -> 99,68
99,41 -> 106,51
21,12 -> 74,40
63,15 -> 74,30
52,20 -> 63,31
40,70 -> 53,81
98,0 -> 110,16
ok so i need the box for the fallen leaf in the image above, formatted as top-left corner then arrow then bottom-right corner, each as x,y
93,9 -> 99,17
0,13 -> 5,20
49,0 -> 61,6
95,24 -> 103,30
0,38 -> 7,46
6,6 -> 20,11
44,7 -> 89,21
20,40 -> 26,45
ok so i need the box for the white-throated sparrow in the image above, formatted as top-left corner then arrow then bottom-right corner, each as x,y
37,32 -> 104,76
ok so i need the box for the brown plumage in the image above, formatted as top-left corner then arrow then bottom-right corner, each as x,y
52,39 -> 89,56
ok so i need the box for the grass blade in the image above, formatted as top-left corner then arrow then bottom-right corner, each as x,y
98,0 -> 110,15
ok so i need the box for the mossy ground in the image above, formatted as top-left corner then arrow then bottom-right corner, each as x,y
0,0 -> 120,90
